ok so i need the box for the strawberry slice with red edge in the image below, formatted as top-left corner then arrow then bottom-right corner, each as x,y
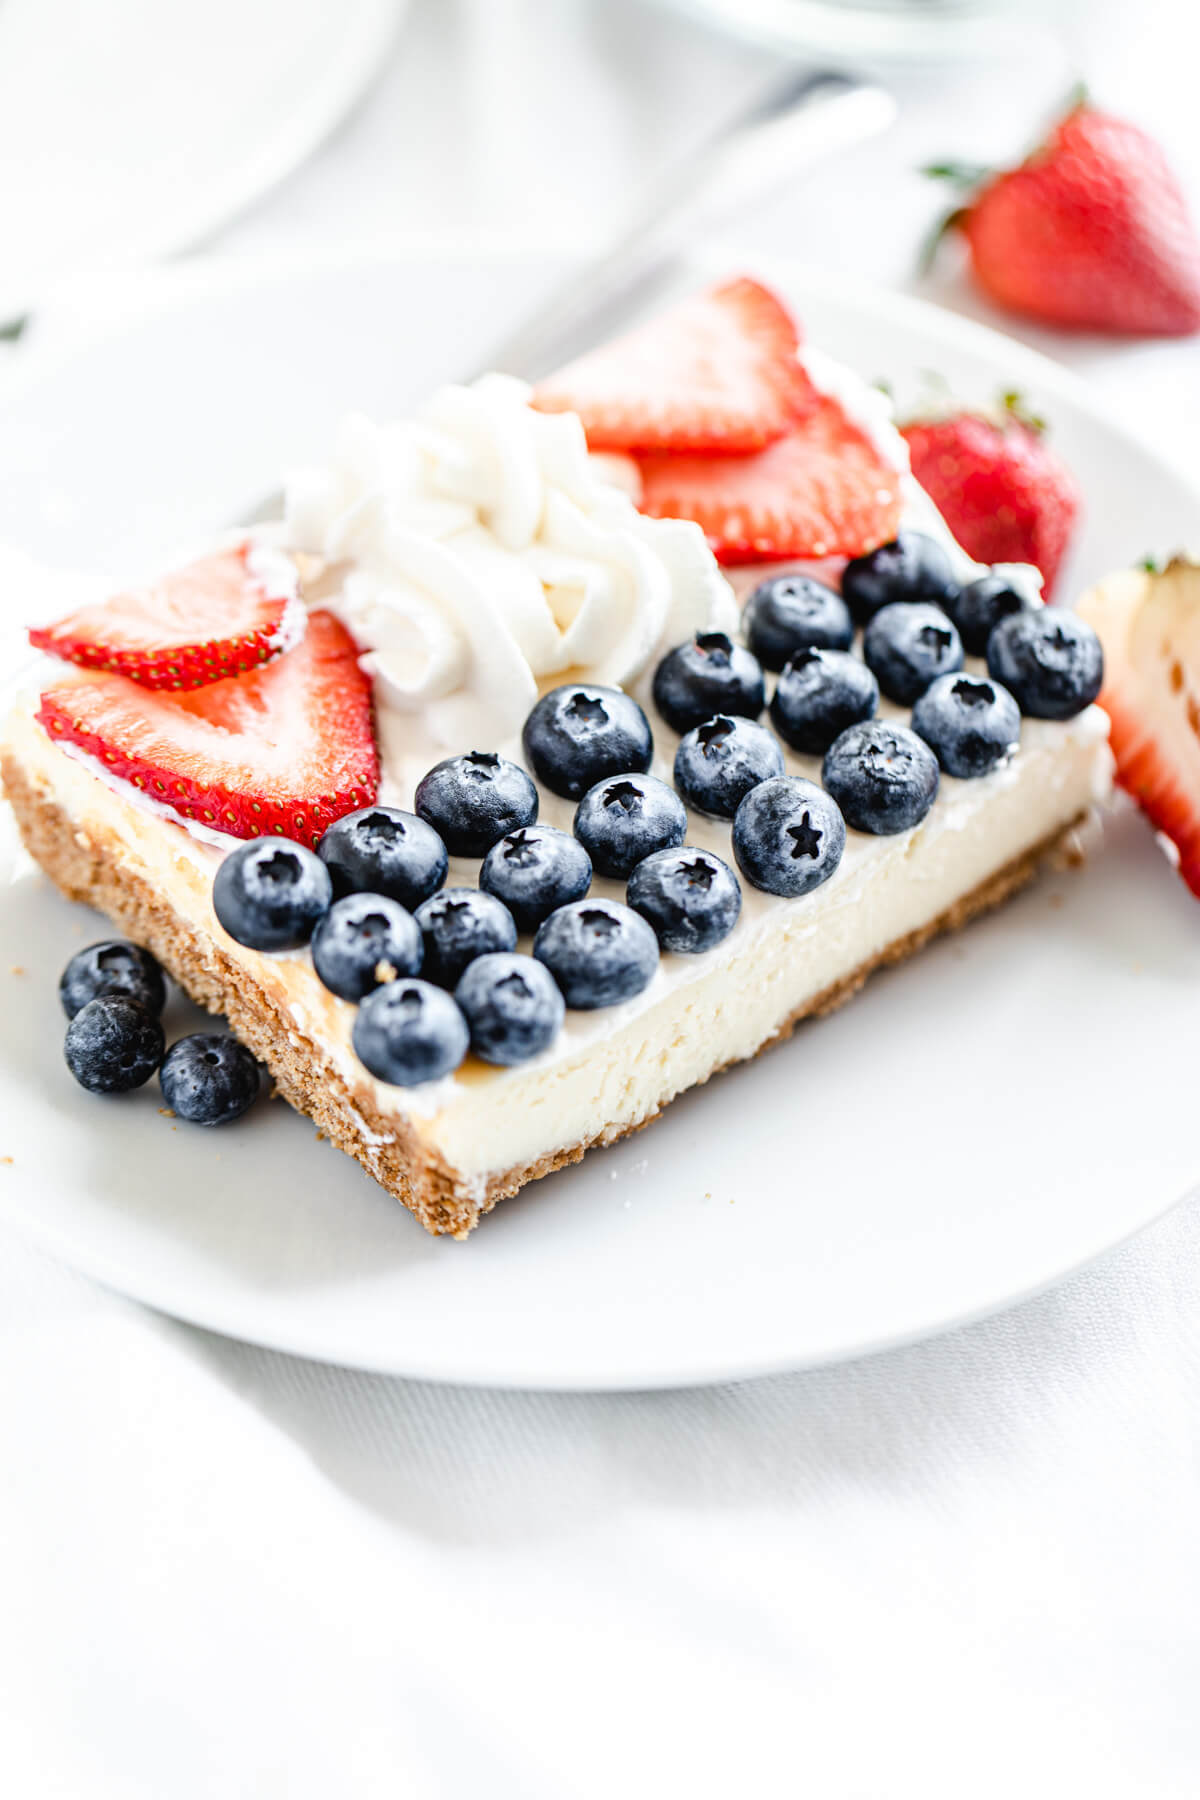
37,610 -> 378,848
533,277 -> 814,454
635,393 -> 904,564
1078,557 -> 1200,895
29,543 -> 306,691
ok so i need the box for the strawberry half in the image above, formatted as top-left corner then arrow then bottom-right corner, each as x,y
532,277 -> 814,454
29,543 -> 306,691
37,609 -> 378,848
635,392 -> 903,563
1078,558 -> 1200,895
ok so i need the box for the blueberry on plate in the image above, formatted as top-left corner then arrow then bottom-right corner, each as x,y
311,893 -> 424,1002
159,1034 -> 261,1125
769,647 -> 879,756
822,721 -> 940,835
454,952 -> 565,1066
522,683 -> 653,800
414,751 -> 538,858
318,805 -> 447,911
948,571 -> 1036,657
842,530 -> 961,624
353,979 -> 469,1086
987,607 -> 1104,720
213,837 -> 332,952
742,573 -> 853,668
652,632 -> 765,735
731,776 -> 846,899
626,847 -> 742,953
573,773 -> 687,879
413,887 -> 517,989
533,899 -> 659,1010
912,672 -> 1021,779
64,995 -> 164,1094
863,602 -> 964,705
673,715 -> 784,819
59,939 -> 165,1021
479,825 -> 592,932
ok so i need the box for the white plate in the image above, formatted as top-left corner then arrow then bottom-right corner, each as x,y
1,248 -> 1199,1390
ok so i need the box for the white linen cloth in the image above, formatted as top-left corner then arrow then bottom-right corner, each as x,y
3,2 -> 1200,1793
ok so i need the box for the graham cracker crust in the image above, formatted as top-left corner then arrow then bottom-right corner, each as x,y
2,745 -> 1085,1237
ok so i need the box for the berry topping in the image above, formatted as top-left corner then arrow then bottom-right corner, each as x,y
673,714 -> 784,818
822,722 -> 940,835
29,545 -> 305,691
841,530 -> 961,623
59,939 -> 165,1021
213,838 -> 333,952
37,610 -> 378,847
986,608 -> 1104,719
413,888 -> 518,990
522,683 -> 653,801
731,776 -> 846,898
317,805 -> 447,912
911,673 -> 1022,779
64,995 -> 164,1095
352,980 -> 469,1087
533,899 -> 659,1011
651,632 -> 765,735
769,647 -> 879,755
947,571 -> 1037,656
414,751 -> 538,859
533,277 -> 812,453
742,572 -> 854,668
573,773 -> 687,879
479,825 -> 592,932
159,1034 -> 261,1126
863,602 -> 964,705
311,894 -> 424,1003
454,953 -> 565,1067
626,847 -> 742,953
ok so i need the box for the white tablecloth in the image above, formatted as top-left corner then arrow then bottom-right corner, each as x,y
3,3 -> 1200,1793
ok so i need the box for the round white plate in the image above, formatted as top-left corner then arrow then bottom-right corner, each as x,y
1,248 -> 1198,1390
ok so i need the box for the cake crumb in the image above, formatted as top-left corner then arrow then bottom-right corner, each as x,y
8,965 -> 24,977
374,960 -> 398,984
158,1106 -> 175,1118
0,1156 -> 12,1166
315,1129 -> 326,1142
1048,891 -> 1065,909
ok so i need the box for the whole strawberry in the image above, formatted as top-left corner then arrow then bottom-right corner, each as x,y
900,397 -> 1080,597
927,98 -> 1200,336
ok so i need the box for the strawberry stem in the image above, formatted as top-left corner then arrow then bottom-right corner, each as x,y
921,161 -> 993,188
917,205 -> 972,276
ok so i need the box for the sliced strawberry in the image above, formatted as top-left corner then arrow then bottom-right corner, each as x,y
533,278 -> 814,454
1078,558 -> 1200,895
635,393 -> 904,563
29,543 -> 306,691
37,610 -> 377,849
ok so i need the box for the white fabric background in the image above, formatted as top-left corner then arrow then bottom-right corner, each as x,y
3,2 -> 1200,1793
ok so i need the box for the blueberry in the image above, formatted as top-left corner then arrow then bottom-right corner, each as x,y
533,899 -> 659,1010
413,887 -> 517,989
573,773 -> 687,879
352,979 -> 469,1086
626,847 -> 742,952
414,751 -> 538,858
987,608 -> 1104,720
673,715 -> 784,819
159,1034 -> 260,1125
213,838 -> 332,952
64,996 -> 164,1094
479,825 -> 592,932
842,530 -> 961,623
522,683 -> 653,800
912,673 -> 1021,779
822,721 -> 940,835
743,573 -> 853,668
454,953 -> 565,1066
311,894 -> 423,1002
863,602 -> 964,705
59,939 -> 165,1021
731,776 -> 846,898
769,647 -> 879,755
318,806 -> 447,911
652,632 -> 765,734
948,571 -> 1036,657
